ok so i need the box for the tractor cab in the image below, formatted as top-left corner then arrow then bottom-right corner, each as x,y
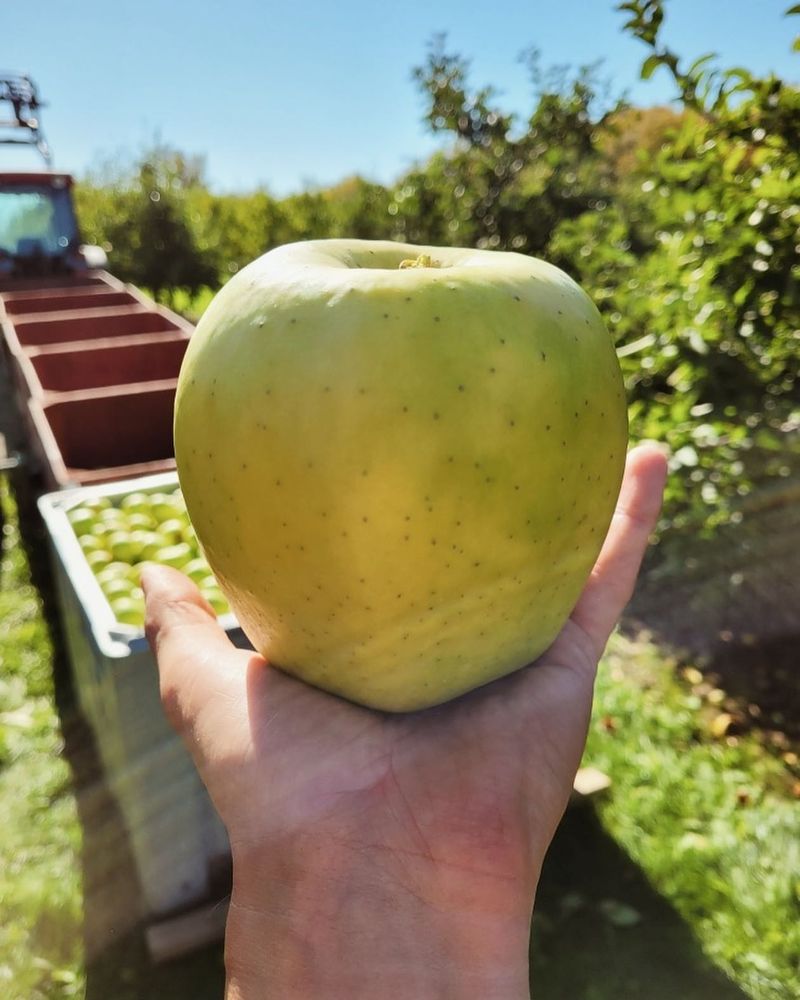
0,73 -> 104,278
0,170 -> 84,277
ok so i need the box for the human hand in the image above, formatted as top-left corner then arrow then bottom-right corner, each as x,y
142,442 -> 667,1000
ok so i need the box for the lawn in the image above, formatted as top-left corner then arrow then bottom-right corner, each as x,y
1,477 -> 798,999
0,483 -> 82,998
538,637 -> 800,1000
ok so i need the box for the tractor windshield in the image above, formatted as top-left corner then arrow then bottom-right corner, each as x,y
0,183 -> 79,258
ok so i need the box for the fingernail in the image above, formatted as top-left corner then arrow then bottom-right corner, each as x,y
139,562 -> 163,590
637,439 -> 671,458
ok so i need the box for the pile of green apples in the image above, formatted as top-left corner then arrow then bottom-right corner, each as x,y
66,487 -> 230,627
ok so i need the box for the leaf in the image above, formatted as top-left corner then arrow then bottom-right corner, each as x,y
616,333 -> 656,357
641,54 -> 661,80
51,968 -> 77,984
687,53 -> 717,78
786,4 -> 800,15
726,66 -> 754,84
678,831 -> 709,853
0,708 -> 34,729
723,145 -> 747,175
687,328 -> 709,356
673,445 -> 699,468
794,36 -> 800,51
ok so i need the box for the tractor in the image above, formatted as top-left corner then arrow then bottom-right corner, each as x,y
0,71 -> 106,280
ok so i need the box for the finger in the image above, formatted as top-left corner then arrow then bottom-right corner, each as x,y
569,442 -> 668,659
141,563 -> 254,739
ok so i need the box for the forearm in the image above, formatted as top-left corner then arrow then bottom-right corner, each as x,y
224,833 -> 534,999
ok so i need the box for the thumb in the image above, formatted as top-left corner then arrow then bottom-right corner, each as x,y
569,442 -> 668,659
141,563 -> 252,739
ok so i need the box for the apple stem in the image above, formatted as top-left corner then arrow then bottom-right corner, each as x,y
398,253 -> 440,270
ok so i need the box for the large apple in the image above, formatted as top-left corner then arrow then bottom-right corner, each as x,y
174,240 -> 627,712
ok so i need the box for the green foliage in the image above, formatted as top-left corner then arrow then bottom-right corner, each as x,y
404,7 -> 799,535
399,36 -> 622,255
73,3 -> 799,539
589,0 -> 800,532
76,145 -> 216,300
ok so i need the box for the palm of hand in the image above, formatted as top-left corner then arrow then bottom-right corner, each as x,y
145,444 -> 665,905
194,620 -> 592,886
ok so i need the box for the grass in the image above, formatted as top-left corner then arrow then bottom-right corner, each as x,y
1,477 -> 798,998
588,640 -> 800,998
0,483 -> 82,998
533,636 -> 799,999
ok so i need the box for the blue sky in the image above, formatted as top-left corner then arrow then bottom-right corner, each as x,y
2,1 -> 797,194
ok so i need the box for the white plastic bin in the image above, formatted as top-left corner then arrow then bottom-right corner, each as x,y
38,471 -> 245,917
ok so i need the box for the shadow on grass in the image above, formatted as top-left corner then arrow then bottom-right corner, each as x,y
85,931 -> 225,1000
84,803 -> 750,1000
532,806 -> 748,1000
626,504 -> 800,743
707,635 -> 800,740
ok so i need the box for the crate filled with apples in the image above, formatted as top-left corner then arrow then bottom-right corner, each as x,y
38,472 -> 240,919
65,483 -> 229,628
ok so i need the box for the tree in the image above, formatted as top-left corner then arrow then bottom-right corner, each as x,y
75,144 -> 216,301
407,35 -> 624,255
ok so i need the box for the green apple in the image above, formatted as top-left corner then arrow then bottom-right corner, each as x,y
204,588 -> 230,616
184,557 -> 213,583
97,506 -> 126,525
159,518 -> 188,544
174,239 -> 628,712
158,542 -> 194,570
119,492 -> 152,515
97,562 -> 140,587
127,511 -> 157,532
81,496 -> 112,514
85,548 -> 113,570
109,595 -> 145,626
79,533 -> 108,556
121,530 -> 154,560
150,492 -> 185,523
107,531 -> 141,564
197,574 -> 220,593
67,507 -> 96,537
100,577 -> 135,600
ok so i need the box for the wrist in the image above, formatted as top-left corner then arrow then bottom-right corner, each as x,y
224,829 -> 534,999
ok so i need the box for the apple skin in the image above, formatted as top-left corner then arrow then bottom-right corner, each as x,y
174,239 -> 628,712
